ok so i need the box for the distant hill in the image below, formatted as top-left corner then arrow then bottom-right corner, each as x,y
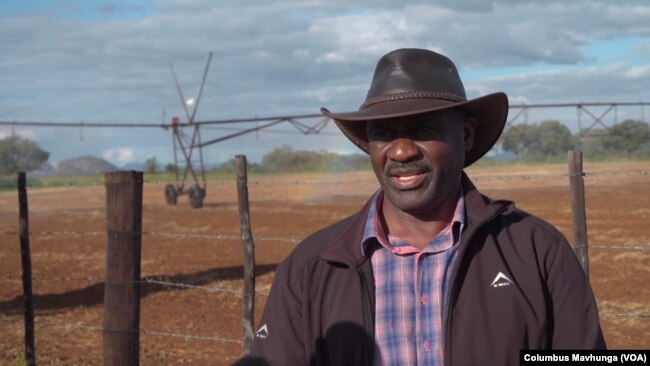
122,162 -> 144,171
54,156 -> 118,176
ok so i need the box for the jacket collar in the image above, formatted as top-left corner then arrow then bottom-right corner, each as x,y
320,172 -> 514,266
461,173 -> 515,231
321,195 -> 375,267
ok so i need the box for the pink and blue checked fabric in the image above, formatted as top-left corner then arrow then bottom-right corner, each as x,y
361,190 -> 465,365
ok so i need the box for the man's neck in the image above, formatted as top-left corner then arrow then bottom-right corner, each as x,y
380,192 -> 459,250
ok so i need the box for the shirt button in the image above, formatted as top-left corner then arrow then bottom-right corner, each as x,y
421,295 -> 428,304
424,341 -> 431,351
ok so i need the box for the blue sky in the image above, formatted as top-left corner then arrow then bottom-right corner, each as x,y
1,0 -> 649,167
0,0 -> 156,20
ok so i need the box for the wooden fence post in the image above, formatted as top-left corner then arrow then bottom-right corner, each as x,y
568,150 -> 589,278
236,155 -> 256,353
103,171 -> 143,366
18,172 -> 36,366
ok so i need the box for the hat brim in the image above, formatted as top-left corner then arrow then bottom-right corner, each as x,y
321,92 -> 508,167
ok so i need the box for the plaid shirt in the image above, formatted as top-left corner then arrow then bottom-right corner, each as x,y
361,190 -> 465,366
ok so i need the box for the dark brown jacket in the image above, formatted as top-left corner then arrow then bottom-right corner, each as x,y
250,176 -> 606,365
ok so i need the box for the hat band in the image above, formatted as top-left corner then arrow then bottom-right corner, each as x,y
360,90 -> 466,110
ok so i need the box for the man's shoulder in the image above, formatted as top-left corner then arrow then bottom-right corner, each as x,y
500,203 -> 566,241
482,199 -> 570,258
278,209 -> 364,271
305,212 -> 360,245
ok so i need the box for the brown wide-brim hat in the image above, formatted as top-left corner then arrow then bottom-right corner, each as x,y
321,48 -> 509,167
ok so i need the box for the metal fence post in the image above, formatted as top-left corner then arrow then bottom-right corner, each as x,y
18,172 -> 36,366
236,155 -> 256,353
568,150 -> 589,278
103,171 -> 143,366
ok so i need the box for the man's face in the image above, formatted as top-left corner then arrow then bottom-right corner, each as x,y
366,109 -> 476,216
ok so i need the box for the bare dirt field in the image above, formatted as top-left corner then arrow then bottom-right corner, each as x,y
1,162 -> 649,365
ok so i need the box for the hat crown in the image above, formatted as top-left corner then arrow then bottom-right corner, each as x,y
366,48 -> 467,103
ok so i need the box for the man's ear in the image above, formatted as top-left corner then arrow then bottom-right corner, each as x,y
463,117 -> 477,153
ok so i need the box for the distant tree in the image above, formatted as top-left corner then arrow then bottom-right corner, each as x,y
211,158 -> 263,174
500,124 -> 539,161
334,153 -> 371,171
262,145 -> 322,172
165,162 -> 176,173
260,145 -> 370,172
602,120 -> 650,157
144,156 -> 158,174
501,121 -> 575,161
580,127 -> 613,158
0,136 -> 49,175
537,120 -> 574,160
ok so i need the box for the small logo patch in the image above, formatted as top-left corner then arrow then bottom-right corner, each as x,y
256,324 -> 269,339
490,272 -> 513,288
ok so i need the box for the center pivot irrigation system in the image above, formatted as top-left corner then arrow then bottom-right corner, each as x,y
1,52 -> 648,208
164,52 -> 332,208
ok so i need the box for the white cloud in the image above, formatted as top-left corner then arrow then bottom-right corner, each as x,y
0,128 -> 37,140
102,148 -> 135,167
625,65 -> 650,79
316,51 -> 346,64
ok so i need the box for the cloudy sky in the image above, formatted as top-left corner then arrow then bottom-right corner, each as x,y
1,0 -> 649,167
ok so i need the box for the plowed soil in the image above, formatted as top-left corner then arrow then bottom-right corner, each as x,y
1,162 -> 648,365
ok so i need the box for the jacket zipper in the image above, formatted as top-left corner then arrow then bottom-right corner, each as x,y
357,265 -> 375,365
443,203 -> 510,365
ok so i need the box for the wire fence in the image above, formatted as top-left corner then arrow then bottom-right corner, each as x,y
1,236 -> 648,296
1,165 -> 649,363
1,166 -> 648,189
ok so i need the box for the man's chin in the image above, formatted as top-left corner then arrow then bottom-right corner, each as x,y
383,189 -> 435,214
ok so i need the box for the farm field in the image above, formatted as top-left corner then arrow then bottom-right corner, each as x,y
0,162 -> 649,364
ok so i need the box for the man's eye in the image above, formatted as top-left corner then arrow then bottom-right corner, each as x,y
369,129 -> 393,139
373,131 -> 392,137
415,125 -> 435,133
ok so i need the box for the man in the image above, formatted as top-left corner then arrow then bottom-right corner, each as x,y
249,48 -> 605,365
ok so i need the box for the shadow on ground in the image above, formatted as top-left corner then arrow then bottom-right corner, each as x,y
0,263 -> 278,315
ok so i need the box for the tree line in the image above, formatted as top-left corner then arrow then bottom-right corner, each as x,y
499,119 -> 649,161
210,145 -> 371,174
1,118 -> 648,177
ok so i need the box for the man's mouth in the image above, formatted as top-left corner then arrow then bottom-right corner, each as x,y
385,161 -> 430,190
396,174 -> 420,182
390,171 -> 426,189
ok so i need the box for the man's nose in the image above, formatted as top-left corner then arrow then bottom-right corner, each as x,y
386,137 -> 419,162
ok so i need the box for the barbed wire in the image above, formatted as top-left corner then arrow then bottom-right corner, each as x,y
600,311 -> 650,319
145,231 -> 300,244
142,278 -> 269,296
573,244 -> 650,251
469,168 -> 648,182
0,176 -> 375,189
0,275 -> 271,297
0,229 -> 301,244
584,169 -> 649,178
1,167 -> 647,189
4,229 -> 649,252
0,317 -> 244,344
0,310 -> 650,344
0,275 -> 100,282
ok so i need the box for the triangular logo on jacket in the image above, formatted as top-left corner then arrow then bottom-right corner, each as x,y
490,271 -> 513,288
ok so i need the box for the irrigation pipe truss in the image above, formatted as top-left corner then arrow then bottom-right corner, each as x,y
1,102 -> 648,130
